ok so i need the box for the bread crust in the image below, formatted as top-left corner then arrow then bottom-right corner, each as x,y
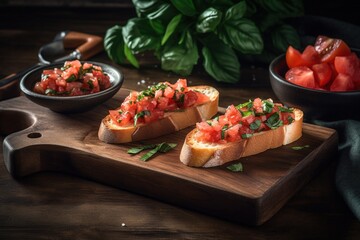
180,109 -> 304,167
98,85 -> 219,143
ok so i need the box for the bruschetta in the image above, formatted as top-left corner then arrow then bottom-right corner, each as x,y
98,79 -> 219,143
180,98 -> 303,167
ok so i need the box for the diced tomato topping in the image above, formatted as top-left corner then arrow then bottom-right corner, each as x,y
195,98 -> 295,144
109,79 -> 209,127
33,61 -> 112,96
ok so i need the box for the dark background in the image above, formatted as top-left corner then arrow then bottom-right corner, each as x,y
0,0 -> 359,26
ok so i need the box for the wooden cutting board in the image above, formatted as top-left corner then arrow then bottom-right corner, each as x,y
0,90 -> 338,226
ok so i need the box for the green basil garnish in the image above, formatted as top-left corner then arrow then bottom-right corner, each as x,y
66,74 -> 77,82
291,145 -> 309,150
265,112 -> 283,129
221,124 -> 229,139
227,162 -> 243,172
249,119 -> 261,130
134,110 -> 151,126
241,133 -> 253,139
262,100 -> 274,113
128,142 -> 177,162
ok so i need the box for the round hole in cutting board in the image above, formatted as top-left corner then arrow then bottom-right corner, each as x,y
27,132 -> 41,138
0,109 -> 36,136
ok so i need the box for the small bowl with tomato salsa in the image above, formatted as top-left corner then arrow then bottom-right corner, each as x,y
269,35 -> 360,121
20,60 -> 124,113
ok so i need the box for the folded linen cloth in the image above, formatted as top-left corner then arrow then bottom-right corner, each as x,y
314,120 -> 360,220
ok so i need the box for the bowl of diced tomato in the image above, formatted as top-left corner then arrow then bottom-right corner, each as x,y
269,35 -> 360,121
20,60 -> 124,113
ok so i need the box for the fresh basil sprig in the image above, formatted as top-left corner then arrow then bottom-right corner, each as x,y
104,0 -> 303,83
128,142 -> 177,162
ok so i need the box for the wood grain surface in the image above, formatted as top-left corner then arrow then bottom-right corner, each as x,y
1,90 -> 338,225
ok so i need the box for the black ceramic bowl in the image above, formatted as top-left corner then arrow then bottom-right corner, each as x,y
269,54 -> 360,121
20,61 -> 124,113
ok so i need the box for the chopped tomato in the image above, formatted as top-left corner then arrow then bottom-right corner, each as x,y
334,53 -> 359,76
33,61 -> 111,96
286,45 -> 320,68
311,62 -> 332,87
109,79 -> 209,127
284,35 -> 360,92
330,73 -> 355,91
195,98 -> 295,144
314,35 -> 351,63
285,66 -> 316,88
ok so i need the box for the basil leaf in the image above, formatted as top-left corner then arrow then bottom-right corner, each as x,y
150,19 -> 166,35
221,124 -> 229,139
134,110 -> 151,126
122,18 -> 160,52
140,147 -> 160,161
241,133 -> 253,139
132,0 -> 164,17
104,25 -> 126,64
124,44 -> 140,68
161,14 -> 182,46
201,35 -> 240,83
196,7 -> 222,33
224,0 -> 246,21
262,100 -> 274,113
271,24 -> 301,53
266,112 -> 283,129
250,119 -> 261,130
157,142 -> 177,153
236,100 -> 252,109
128,144 -> 157,154
219,18 -> 263,54
161,31 -> 199,76
170,0 -> 197,16
140,142 -> 177,161
227,162 -> 243,172
279,106 -> 293,113
66,74 -> 77,82
291,145 -> 309,150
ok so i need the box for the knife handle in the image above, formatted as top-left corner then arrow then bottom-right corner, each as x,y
63,31 -> 103,60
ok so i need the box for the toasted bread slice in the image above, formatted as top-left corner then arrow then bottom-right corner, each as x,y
180,108 -> 303,167
98,85 -> 219,143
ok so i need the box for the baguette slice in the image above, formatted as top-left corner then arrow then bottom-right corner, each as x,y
180,108 -> 303,168
98,85 -> 219,143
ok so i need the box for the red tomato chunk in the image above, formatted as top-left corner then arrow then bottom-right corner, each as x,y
195,98 -> 295,144
285,35 -> 360,92
109,79 -> 210,127
33,60 -> 111,96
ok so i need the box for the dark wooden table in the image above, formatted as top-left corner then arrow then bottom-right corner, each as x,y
1,6 -> 359,240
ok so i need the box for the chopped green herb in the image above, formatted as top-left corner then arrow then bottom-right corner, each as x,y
227,162 -> 243,172
241,133 -> 253,139
262,100 -> 274,113
250,119 -> 261,130
291,145 -> 310,150
279,106 -> 294,113
221,124 -> 229,139
87,80 -> 94,89
134,110 -> 151,126
128,142 -> 177,161
127,144 -> 157,154
45,88 -> 57,95
66,74 -> 77,82
265,112 -> 283,129
240,110 -> 254,117
236,100 -> 253,110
